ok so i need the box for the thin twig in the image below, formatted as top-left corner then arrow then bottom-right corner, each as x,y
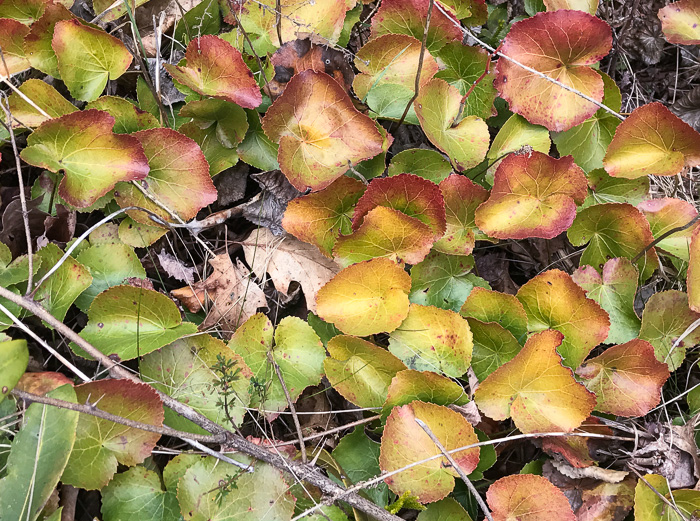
631,214 -> 700,264
0,98 -> 34,294
275,0 -> 283,47
273,415 -> 381,447
268,353 -> 307,462
0,302 -> 91,383
0,78 -> 51,119
392,0 -> 434,131
415,418 -> 494,521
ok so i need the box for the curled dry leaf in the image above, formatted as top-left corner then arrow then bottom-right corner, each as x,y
241,227 -> 340,314
171,253 -> 267,336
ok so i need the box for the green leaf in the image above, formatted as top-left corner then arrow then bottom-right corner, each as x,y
0,385 -> 78,521
333,426 -> 389,508
75,243 -> 146,311
582,168 -> 650,208
387,149 -> 453,183
33,243 -> 92,323
0,339 -> 28,403
409,252 -> 485,312
366,83 -> 420,125
467,318 -> 522,381
0,242 -> 38,287
19,109 -> 150,208
73,285 -> 198,361
61,379 -> 164,490
177,456 -> 295,521
237,109 -> 279,171
173,0 -> 221,45
87,96 -> 160,134
179,121 -> 239,176
52,19 -> 133,102
101,465 -> 181,521
229,314 -> 325,415
417,497 -> 473,520
7,79 -> 77,129
140,334 -> 252,433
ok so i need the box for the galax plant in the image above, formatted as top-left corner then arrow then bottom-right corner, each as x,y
1,0 -> 700,519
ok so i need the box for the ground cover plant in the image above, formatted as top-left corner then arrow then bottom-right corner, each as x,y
2,0 -> 700,519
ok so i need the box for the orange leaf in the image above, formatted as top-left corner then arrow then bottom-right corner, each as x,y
487,474 -> 576,521
474,330 -> 596,433
262,70 -> 385,192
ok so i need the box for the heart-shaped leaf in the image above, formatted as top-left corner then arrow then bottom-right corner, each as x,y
370,0 -> 463,52
228,314 -> 325,416
61,379 -> 164,489
262,70 -> 385,192
52,19 -> 132,101
140,334 -> 253,432
460,286 -> 529,343
114,128 -> 217,223
20,110 -> 150,207
414,78 -> 490,171
659,0 -> 700,44
179,98 -> 249,148
283,176 -> 366,257
388,303 -> 473,377
517,269 -> 609,368
353,174 -> 446,240
165,35 -> 261,108
434,174 -> 491,256
324,335 -> 407,408
409,252 -> 483,311
576,339 -> 670,417
380,401 -> 480,503
487,474 -> 576,521
475,152 -> 587,239
603,102 -> 700,179
572,258 -> 641,344
353,34 -> 439,103
567,202 -> 660,282
73,285 -> 198,361
333,206 -> 436,266
494,10 -> 612,132
639,290 -> 700,370
638,198 -> 699,260
316,258 -> 411,336
474,330 -> 596,433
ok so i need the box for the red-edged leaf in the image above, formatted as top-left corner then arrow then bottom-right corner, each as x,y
474,330 -> 596,433
603,102 -> 700,179
567,202 -> 660,281
114,128 -> 217,224
638,197 -> 699,260
61,379 -> 164,489
659,0 -> 700,44
23,2 -> 74,78
494,10 -> 612,132
164,35 -> 261,109
434,174 -> 490,256
353,174 -> 446,240
282,176 -> 366,257
414,78 -> 490,171
0,18 -> 30,76
262,70 -> 385,192
333,206 -> 435,266
316,258 -> 412,336
576,339 -> 670,417
475,152 -> 587,239
380,401 -> 480,503
370,0 -> 463,52
487,474 -> 576,521
20,110 -> 150,207
517,269 -> 610,369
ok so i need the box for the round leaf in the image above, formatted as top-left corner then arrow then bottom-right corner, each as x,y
493,10 -> 612,132
474,330 -> 596,433
380,401 -> 480,503
316,258 -> 411,336
487,474 -> 576,521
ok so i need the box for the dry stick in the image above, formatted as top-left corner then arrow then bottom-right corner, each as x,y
415,418 -> 494,521
273,414 -> 381,447
0,287 -> 404,521
393,0 -> 434,131
631,214 -> 700,264
433,2 -> 625,121
269,353 -> 307,463
0,98 -> 34,294
0,302 -> 91,383
275,0 -> 283,47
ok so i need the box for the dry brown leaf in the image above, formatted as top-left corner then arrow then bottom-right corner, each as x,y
241,227 -> 341,313
171,253 -> 266,337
